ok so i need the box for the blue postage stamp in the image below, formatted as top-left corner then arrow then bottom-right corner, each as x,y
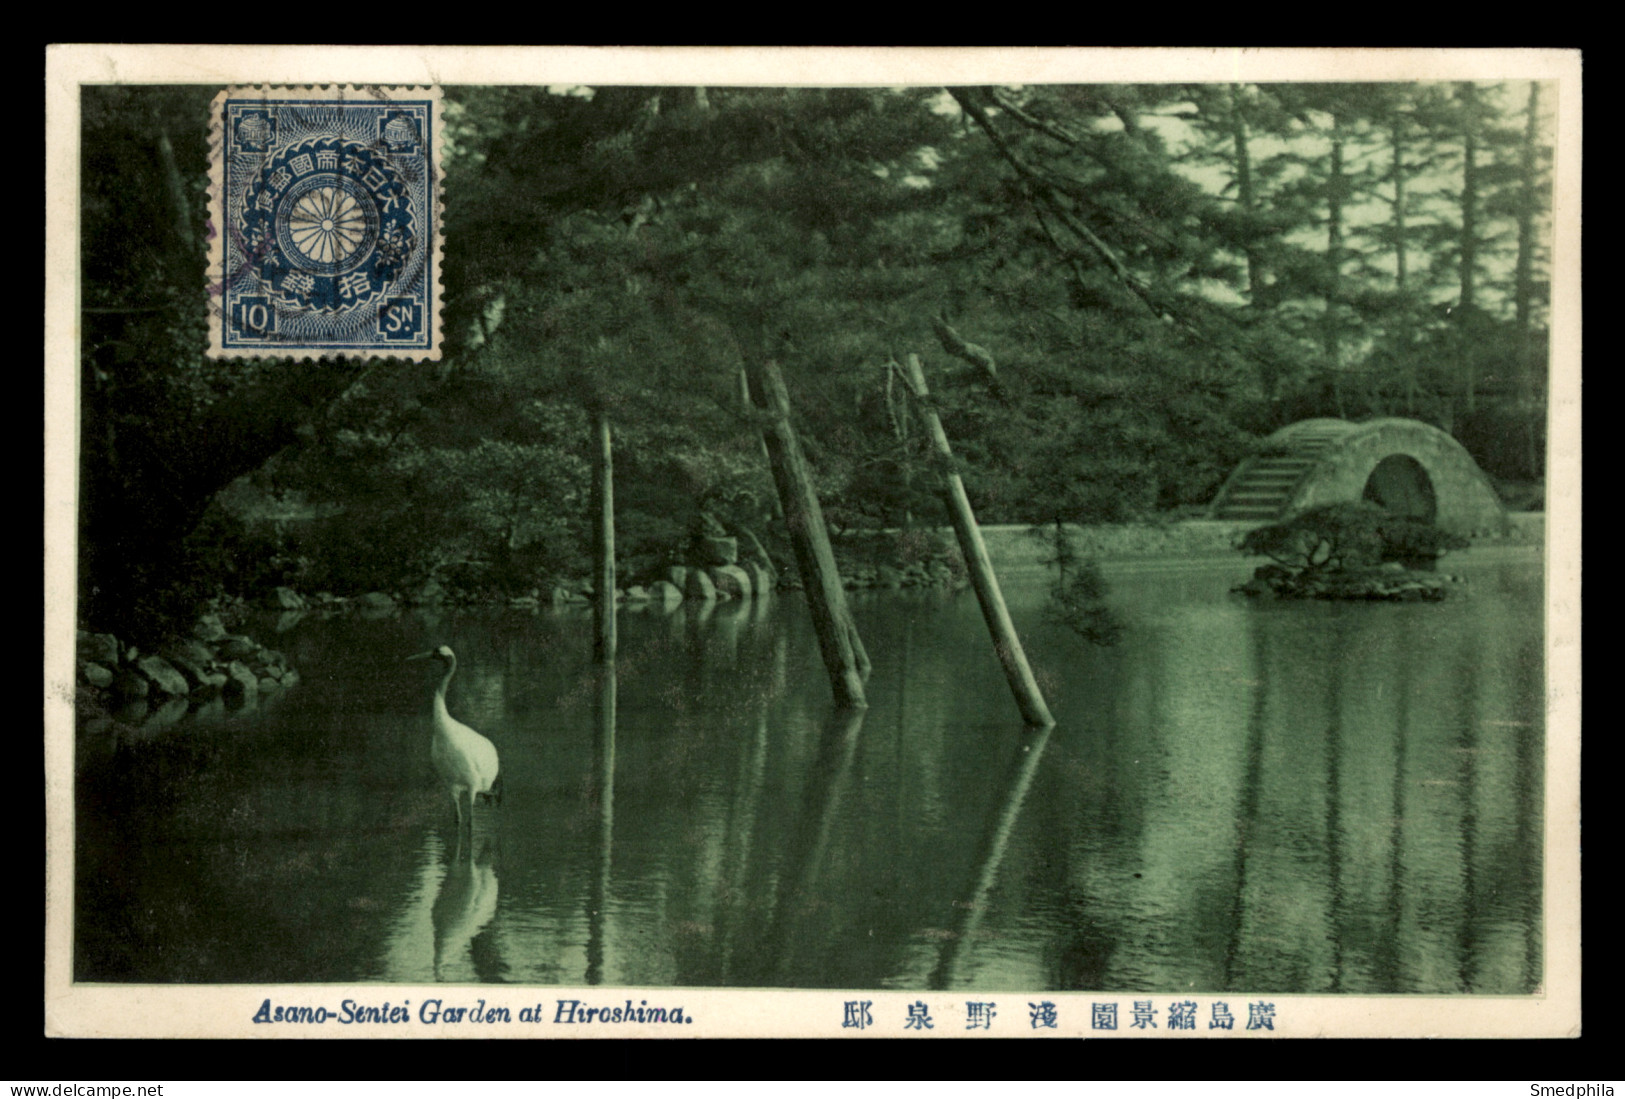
208,86 -> 442,359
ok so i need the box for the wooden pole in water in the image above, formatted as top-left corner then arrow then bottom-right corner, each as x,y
743,356 -> 867,710
586,656 -> 616,985
740,363 -> 783,521
903,354 -> 1054,728
592,406 -> 617,663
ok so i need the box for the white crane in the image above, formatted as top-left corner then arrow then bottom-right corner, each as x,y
407,646 -> 501,833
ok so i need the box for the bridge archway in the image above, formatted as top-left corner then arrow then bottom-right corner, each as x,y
1209,418 -> 1506,535
1362,454 -> 1436,521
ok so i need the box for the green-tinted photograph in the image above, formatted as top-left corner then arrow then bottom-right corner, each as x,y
49,47 -> 1578,1038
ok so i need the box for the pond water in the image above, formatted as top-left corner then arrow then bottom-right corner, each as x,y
75,552 -> 1545,994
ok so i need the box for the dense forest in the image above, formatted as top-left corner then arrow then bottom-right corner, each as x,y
79,81 -> 1553,644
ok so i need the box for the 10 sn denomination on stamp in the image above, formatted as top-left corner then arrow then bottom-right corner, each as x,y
207,86 -> 442,359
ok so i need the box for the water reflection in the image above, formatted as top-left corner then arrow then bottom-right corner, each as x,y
137,697 -> 190,736
930,723 -> 1053,990
714,703 -> 771,985
432,832 -> 501,981
75,555 -> 1544,994
586,661 -> 616,986
379,821 -> 503,983
755,706 -> 867,985
1046,565 -> 1544,994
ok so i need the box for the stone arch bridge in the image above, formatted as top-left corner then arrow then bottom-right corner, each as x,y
1208,418 -> 1507,535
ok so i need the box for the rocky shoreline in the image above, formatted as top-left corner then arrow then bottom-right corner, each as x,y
75,514 -> 1519,732
261,530 -> 966,614
76,611 -> 299,735
72,530 -> 974,732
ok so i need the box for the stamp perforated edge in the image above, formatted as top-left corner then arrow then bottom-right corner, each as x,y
205,84 -> 444,361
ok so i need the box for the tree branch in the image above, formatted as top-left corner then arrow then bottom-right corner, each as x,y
986,89 -> 1081,147
949,88 -> 1166,320
1029,201 -> 1102,304
1037,192 -> 1164,314
977,88 -> 1187,254
931,314 -> 998,380
955,86 -> 1308,386
1097,89 -> 1145,139
178,358 -> 372,503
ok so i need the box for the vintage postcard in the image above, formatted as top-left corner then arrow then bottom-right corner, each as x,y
44,46 -> 1581,1040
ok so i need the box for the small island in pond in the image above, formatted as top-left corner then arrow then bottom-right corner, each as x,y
1234,503 -> 1471,602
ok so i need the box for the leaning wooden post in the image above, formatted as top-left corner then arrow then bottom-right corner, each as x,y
740,364 -> 784,521
844,606 -> 872,677
903,354 -> 1054,728
591,406 -> 617,663
744,356 -> 867,710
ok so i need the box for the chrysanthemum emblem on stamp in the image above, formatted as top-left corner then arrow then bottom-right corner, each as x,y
208,86 -> 442,359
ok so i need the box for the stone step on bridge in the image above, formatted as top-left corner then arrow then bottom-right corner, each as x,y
1208,417 -> 1508,536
